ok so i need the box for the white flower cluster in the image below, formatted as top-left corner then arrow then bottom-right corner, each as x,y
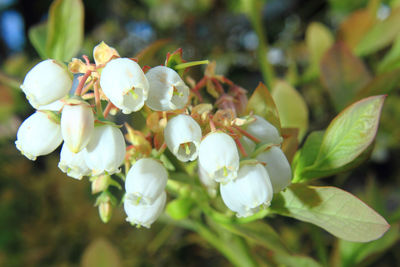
197,115 -> 292,217
15,48 -> 192,228
16,59 -> 126,179
15,43 -> 292,227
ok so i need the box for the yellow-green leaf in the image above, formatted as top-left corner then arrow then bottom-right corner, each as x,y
46,0 -> 84,61
356,7 -> 400,56
271,81 -> 308,140
313,95 -> 385,170
271,184 -> 390,242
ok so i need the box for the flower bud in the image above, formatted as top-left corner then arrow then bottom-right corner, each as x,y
256,146 -> 292,193
198,164 -> 217,197
21,59 -> 72,108
15,111 -> 62,160
84,125 -> 126,176
58,143 -> 91,180
198,132 -> 239,183
164,114 -> 202,162
61,101 -> 94,153
145,66 -> 189,111
124,190 -> 166,228
245,115 -> 282,145
220,164 -> 273,217
125,158 -> 168,205
99,201 -> 113,223
100,58 -> 149,114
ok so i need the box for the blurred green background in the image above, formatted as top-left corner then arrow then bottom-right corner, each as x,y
1,0 -> 400,266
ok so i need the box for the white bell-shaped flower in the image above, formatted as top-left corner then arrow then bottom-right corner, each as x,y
125,158 -> 168,205
245,115 -> 282,145
256,146 -> 292,193
124,190 -> 166,228
61,101 -> 94,153
84,125 -> 126,175
220,164 -> 273,217
145,66 -> 189,111
58,143 -> 91,180
21,59 -> 72,108
239,136 -> 256,157
100,58 -> 149,114
164,114 -> 202,162
15,111 -> 62,160
198,132 -> 239,183
198,163 -> 217,197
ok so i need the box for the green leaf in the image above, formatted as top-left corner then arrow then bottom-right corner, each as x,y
378,35 -> 400,72
246,82 -> 281,133
46,0 -> 84,61
311,95 -> 385,170
320,43 -> 372,111
271,81 -> 308,140
28,23 -> 48,59
293,131 -> 375,182
339,224 -> 399,266
270,184 -> 390,242
273,253 -> 322,267
356,7 -> 400,56
166,197 -> 193,220
305,22 -> 334,77
221,221 -> 289,254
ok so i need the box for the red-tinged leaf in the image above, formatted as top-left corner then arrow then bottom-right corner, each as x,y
356,7 -> 400,56
281,127 -> 299,164
337,9 -> 375,50
356,68 -> 400,100
246,82 -> 281,133
320,43 -> 372,111
271,184 -> 390,242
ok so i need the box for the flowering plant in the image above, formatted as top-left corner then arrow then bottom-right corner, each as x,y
9,0 -> 396,265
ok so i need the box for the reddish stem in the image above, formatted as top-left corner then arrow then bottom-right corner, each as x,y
75,70 -> 92,96
209,118 -> 216,132
83,55 -> 90,65
232,125 -> 261,143
234,137 -> 248,157
103,102 -> 116,118
94,81 -> 102,115
211,78 -> 225,94
193,76 -> 207,92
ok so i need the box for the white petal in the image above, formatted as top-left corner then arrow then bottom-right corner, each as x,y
61,101 -> 94,153
15,111 -> 62,160
21,59 -> 72,108
125,158 -> 168,205
164,114 -> 202,162
198,163 -> 217,197
58,143 -> 91,179
245,115 -> 282,145
220,164 -> 273,217
198,132 -> 239,183
256,146 -> 292,193
100,58 -> 149,113
145,66 -> 189,111
124,191 -> 166,228
84,125 -> 126,175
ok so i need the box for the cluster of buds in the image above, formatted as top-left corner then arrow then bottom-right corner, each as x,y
15,42 -> 292,227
